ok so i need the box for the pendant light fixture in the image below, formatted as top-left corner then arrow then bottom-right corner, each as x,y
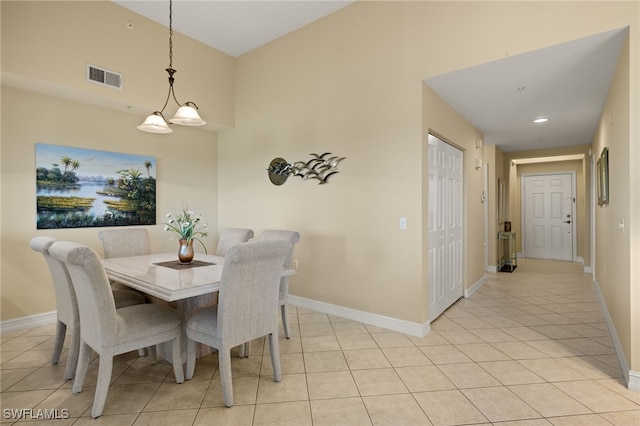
138,0 -> 205,133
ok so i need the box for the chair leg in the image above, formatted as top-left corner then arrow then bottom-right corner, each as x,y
51,320 -> 66,364
281,304 -> 290,339
72,341 -> 91,393
91,355 -> 114,418
267,332 -> 282,382
185,338 -> 197,380
171,335 -> 184,384
237,342 -> 251,358
148,345 -> 157,364
219,348 -> 234,407
63,325 -> 80,380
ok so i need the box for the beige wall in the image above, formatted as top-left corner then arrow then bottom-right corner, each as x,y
1,1 -> 235,130
483,145 -> 505,268
1,1 -> 227,321
219,1 -> 638,370
1,87 -> 218,320
592,33 -> 639,377
1,0 -> 638,378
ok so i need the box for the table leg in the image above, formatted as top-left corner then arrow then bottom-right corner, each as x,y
149,293 -> 219,362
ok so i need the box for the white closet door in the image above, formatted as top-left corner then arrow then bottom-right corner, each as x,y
445,142 -> 463,308
428,134 -> 463,322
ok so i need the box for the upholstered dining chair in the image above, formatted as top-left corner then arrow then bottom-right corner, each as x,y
99,228 -> 155,357
185,240 -> 292,407
99,228 -> 151,290
48,240 -> 184,418
215,228 -> 254,256
257,230 -> 300,339
99,228 -> 151,258
29,236 -> 146,381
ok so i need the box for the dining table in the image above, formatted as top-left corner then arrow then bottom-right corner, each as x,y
102,252 -> 297,360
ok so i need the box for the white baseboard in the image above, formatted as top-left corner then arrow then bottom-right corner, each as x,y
575,257 -> 594,274
592,278 -> 636,391
630,370 -> 640,392
8,300 -> 432,338
486,265 -> 497,273
0,311 -> 57,333
289,295 -> 430,337
513,255 -> 592,273
465,275 -> 486,298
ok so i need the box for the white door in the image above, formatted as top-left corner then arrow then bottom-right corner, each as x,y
523,173 -> 574,261
428,134 -> 463,321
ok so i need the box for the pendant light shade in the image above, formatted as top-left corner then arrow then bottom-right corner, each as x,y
138,0 -> 206,133
138,112 -> 173,133
169,102 -> 206,126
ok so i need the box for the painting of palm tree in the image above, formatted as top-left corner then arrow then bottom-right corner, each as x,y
35,143 -> 156,229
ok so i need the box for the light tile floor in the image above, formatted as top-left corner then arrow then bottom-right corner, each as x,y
2,259 -> 639,425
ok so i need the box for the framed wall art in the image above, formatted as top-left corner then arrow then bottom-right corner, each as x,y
597,147 -> 609,206
35,143 -> 156,229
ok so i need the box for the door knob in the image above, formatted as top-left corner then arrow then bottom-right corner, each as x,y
564,220 -> 571,224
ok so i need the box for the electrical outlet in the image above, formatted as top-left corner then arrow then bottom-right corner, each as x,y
293,259 -> 299,270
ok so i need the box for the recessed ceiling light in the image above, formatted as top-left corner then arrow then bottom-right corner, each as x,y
533,117 -> 549,123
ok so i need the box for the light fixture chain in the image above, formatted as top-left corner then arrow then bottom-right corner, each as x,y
168,0 -> 173,69
165,0 -> 180,109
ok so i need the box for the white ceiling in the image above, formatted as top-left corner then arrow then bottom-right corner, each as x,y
425,27 -> 628,152
114,1 -> 627,153
113,0 -> 355,57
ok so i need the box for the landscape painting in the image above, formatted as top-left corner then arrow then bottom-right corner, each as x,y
36,143 -> 156,229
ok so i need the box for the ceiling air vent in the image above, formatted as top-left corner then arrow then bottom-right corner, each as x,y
86,64 -> 122,90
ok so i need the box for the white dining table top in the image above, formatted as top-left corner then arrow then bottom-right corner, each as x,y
103,252 -> 297,302
102,252 -> 225,302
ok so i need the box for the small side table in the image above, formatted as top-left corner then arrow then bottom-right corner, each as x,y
498,232 -> 517,272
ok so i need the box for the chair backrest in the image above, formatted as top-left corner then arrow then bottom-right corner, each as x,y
29,236 -> 79,327
258,230 -> 300,268
215,228 -> 254,256
99,228 -> 151,259
49,241 -> 117,348
217,240 -> 291,346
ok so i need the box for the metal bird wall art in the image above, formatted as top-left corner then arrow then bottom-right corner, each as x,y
267,152 -> 346,186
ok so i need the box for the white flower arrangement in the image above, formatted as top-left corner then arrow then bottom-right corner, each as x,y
163,207 -> 208,252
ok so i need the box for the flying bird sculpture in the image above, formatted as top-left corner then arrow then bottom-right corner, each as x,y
267,153 -> 346,185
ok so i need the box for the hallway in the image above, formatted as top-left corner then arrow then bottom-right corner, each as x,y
1,258 -> 639,425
